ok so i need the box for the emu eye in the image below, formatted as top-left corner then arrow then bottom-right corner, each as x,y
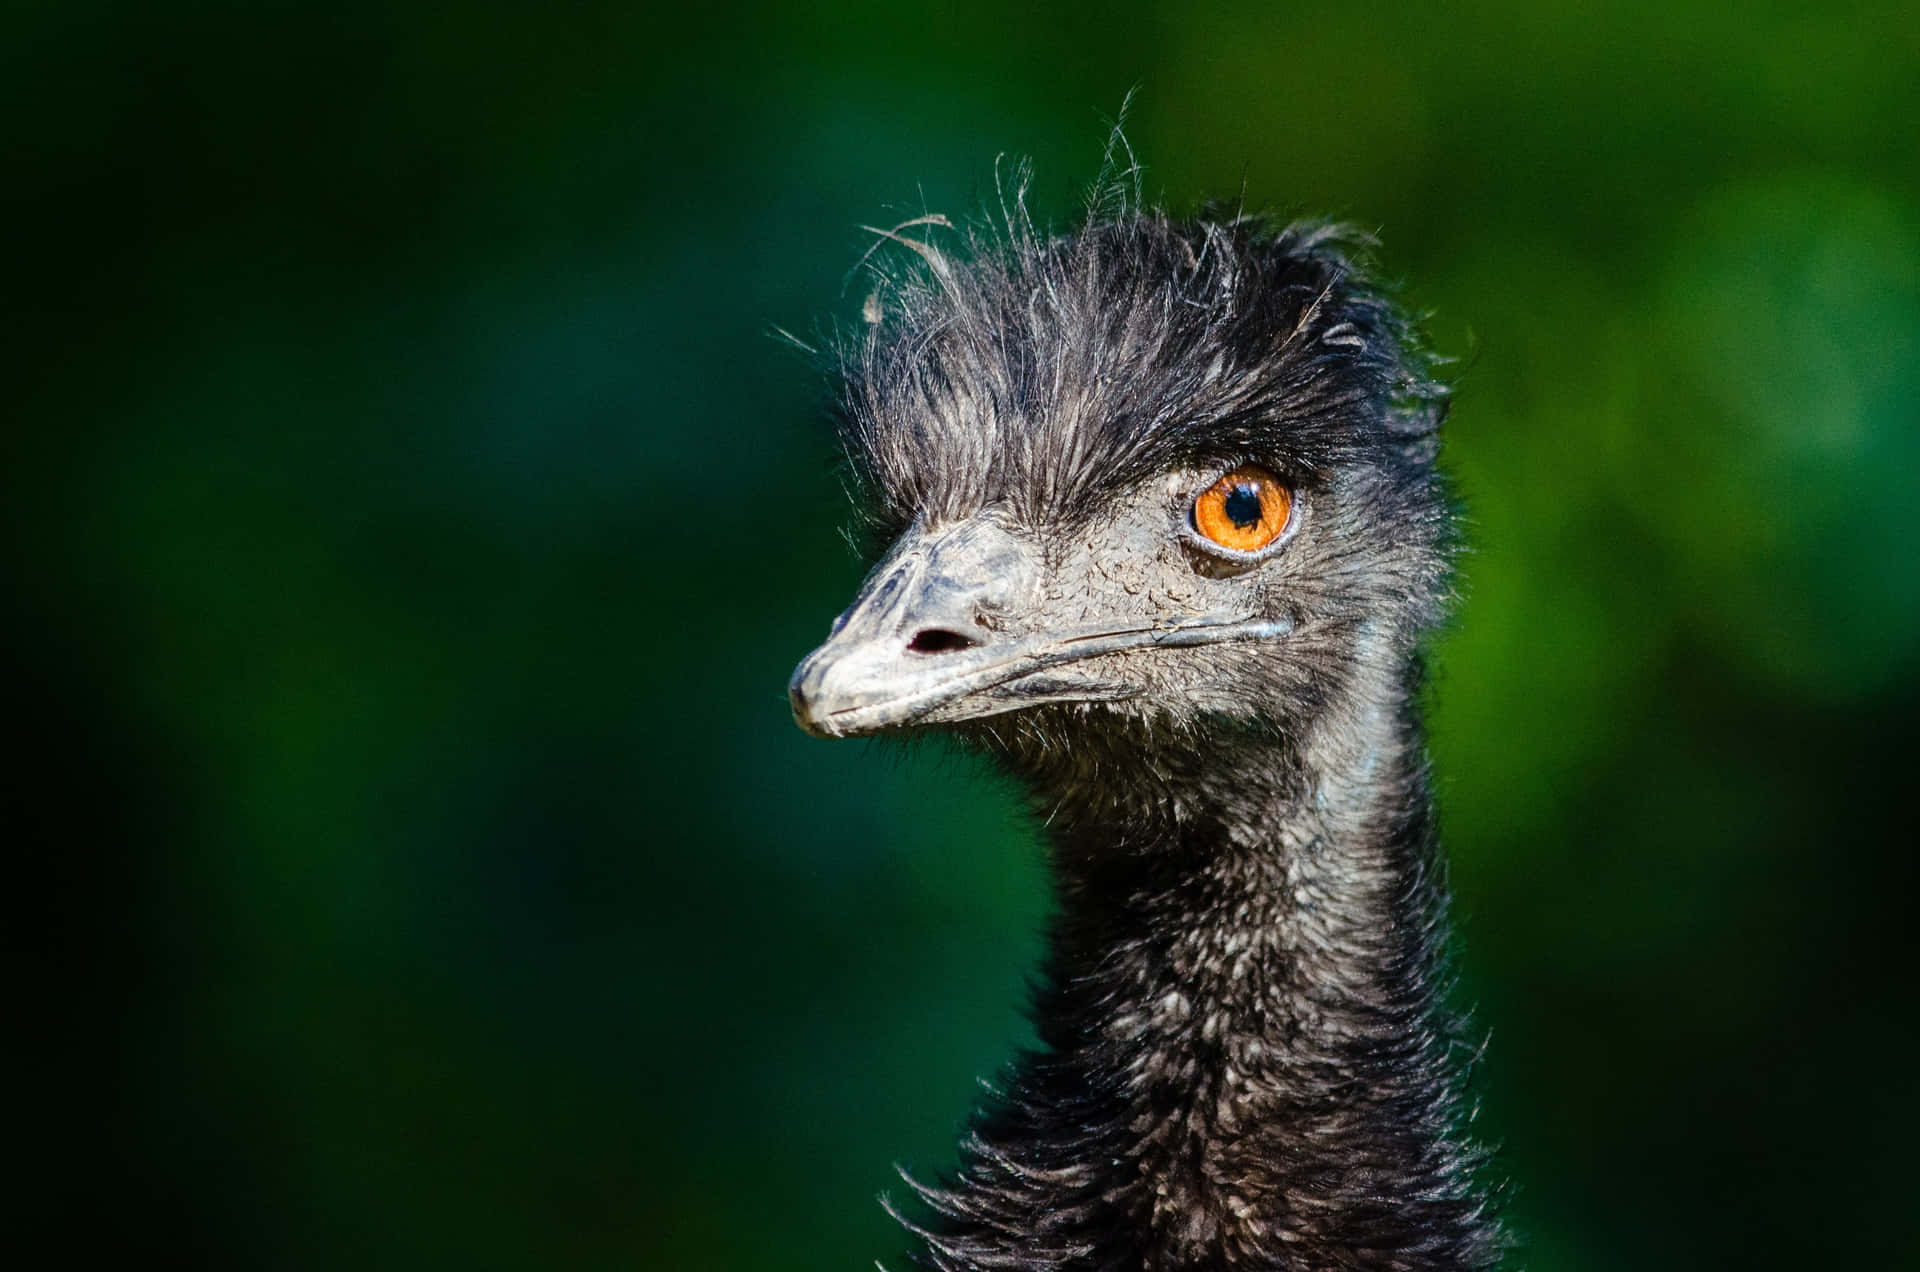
1192,466 -> 1292,553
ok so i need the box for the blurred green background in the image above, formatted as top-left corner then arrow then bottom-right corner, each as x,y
10,2 -> 1918,1268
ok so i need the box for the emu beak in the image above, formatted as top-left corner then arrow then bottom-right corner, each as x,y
788,518 -> 1292,738
788,518 -> 1039,738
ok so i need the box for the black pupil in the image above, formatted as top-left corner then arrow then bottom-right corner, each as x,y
1223,484 -> 1264,530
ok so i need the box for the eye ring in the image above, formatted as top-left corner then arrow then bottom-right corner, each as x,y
1189,465 -> 1293,556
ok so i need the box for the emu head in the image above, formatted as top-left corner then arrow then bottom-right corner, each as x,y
790,211 -> 1452,781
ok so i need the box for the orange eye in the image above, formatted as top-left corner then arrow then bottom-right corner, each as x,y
1192,466 -> 1292,553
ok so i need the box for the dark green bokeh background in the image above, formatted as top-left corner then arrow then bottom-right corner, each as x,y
11,3 -> 1918,1267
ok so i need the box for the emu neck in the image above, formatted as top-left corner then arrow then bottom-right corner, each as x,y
916,682 -> 1497,1270
1044,703 -> 1434,1081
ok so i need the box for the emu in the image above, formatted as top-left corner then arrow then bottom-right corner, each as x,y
788,168 -> 1504,1270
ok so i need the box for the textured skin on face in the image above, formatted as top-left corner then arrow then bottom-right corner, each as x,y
816,182 -> 1505,1270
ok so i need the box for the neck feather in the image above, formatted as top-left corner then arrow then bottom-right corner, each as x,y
899,666 -> 1503,1271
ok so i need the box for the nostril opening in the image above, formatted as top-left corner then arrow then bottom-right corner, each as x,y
908,628 -> 980,655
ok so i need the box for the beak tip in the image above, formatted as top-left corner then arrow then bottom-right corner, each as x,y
790,700 -> 840,740
788,652 -> 842,739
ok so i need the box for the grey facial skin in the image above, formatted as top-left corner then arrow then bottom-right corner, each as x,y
789,472 -> 1295,738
